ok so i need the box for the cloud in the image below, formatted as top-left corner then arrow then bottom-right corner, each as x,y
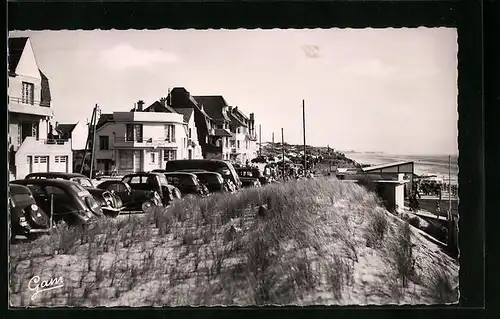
99,44 -> 178,70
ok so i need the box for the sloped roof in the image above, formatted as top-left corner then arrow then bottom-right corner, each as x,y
229,111 -> 247,129
39,70 -> 51,105
8,37 -> 28,75
96,114 -> 114,130
361,161 -> 414,173
214,128 -> 232,137
56,123 -> 77,136
193,96 -> 230,121
174,108 -> 194,123
143,101 -> 177,114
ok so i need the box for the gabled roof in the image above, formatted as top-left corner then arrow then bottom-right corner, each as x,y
175,108 -> 194,123
143,101 -> 177,114
193,96 -> 231,121
228,111 -> 247,129
8,37 -> 28,75
9,37 -> 52,106
96,113 -> 114,130
56,123 -> 77,137
40,70 -> 51,105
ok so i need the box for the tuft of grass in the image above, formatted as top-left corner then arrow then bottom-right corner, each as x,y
364,210 -> 389,248
326,255 -> 354,300
389,221 -> 416,288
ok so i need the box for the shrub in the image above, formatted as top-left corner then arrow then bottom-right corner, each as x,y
390,221 -> 416,288
364,210 -> 389,248
408,216 -> 421,228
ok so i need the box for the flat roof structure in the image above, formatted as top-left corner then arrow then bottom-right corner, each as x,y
361,161 -> 414,174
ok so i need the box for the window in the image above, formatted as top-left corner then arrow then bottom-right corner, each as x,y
22,82 -> 35,105
126,124 -> 143,142
135,124 -> 143,142
225,137 -> 229,148
216,124 -> 223,129
99,136 -> 109,150
34,156 -> 48,164
126,124 -> 134,141
107,182 -> 128,193
165,125 -> 175,142
237,141 -> 241,149
55,156 -> 67,163
188,128 -> 192,139
164,150 -> 177,162
44,185 -> 66,196
150,152 -> 155,163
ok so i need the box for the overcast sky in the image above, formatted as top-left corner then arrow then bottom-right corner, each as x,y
10,28 -> 458,155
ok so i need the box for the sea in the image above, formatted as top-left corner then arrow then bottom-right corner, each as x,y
344,152 -> 459,185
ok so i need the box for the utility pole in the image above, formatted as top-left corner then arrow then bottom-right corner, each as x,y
281,128 -> 285,180
302,99 -> 307,174
448,155 -> 452,221
89,104 -> 99,178
272,132 -> 275,154
259,124 -> 262,157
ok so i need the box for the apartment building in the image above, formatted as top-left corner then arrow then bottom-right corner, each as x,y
93,100 -> 202,174
227,106 -> 258,164
8,37 -> 73,180
167,87 -> 224,160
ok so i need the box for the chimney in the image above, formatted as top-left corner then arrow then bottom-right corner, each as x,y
137,100 -> 144,111
160,97 -> 167,106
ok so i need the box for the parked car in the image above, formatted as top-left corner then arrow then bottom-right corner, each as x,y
251,156 -> 268,164
236,167 -> 271,186
10,179 -> 102,226
98,172 -> 180,208
96,180 -> 162,213
176,170 -> 228,194
235,168 -> 263,188
25,172 -> 123,218
164,159 -> 242,190
152,170 -> 208,197
9,184 -> 51,240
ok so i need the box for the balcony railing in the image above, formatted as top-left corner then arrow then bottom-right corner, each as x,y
44,138 -> 69,145
9,96 -> 50,107
114,137 -> 177,147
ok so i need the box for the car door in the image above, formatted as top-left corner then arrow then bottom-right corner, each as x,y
25,184 -> 51,215
105,182 -> 133,205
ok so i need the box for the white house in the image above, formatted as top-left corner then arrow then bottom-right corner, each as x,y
93,100 -> 202,175
8,37 -> 73,180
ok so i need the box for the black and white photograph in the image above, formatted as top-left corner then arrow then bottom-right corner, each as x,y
8,28 -> 459,306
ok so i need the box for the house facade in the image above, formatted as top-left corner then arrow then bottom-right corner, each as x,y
227,106 -> 258,164
167,88 -> 223,160
93,100 -> 202,175
8,37 -> 73,180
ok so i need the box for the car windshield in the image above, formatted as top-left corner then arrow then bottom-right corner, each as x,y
10,193 -> 33,207
197,174 -> 222,184
71,178 -> 94,188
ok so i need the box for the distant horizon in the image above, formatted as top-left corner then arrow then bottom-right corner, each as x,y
10,28 -> 458,155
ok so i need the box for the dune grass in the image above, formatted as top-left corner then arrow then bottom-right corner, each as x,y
9,177 -> 458,307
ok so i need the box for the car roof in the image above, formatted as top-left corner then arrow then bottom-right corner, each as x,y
9,183 -> 32,195
123,172 -> 162,178
11,179 -> 79,188
163,172 -> 197,177
26,172 -> 88,179
167,159 -> 228,164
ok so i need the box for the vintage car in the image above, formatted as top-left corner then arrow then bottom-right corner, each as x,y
96,179 -> 162,213
152,170 -> 209,197
164,159 -> 242,190
175,170 -> 229,194
25,172 -> 123,218
10,179 -> 102,226
235,168 -> 262,188
9,184 -> 51,240
236,167 -> 271,186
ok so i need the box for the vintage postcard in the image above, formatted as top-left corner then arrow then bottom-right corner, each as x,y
8,28 -> 458,307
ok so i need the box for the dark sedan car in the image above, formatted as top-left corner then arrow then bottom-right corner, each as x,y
96,180 -> 162,213
9,184 -> 51,240
25,172 -> 123,218
151,170 -> 208,197
236,167 -> 270,187
177,170 -> 229,194
10,179 -> 101,226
